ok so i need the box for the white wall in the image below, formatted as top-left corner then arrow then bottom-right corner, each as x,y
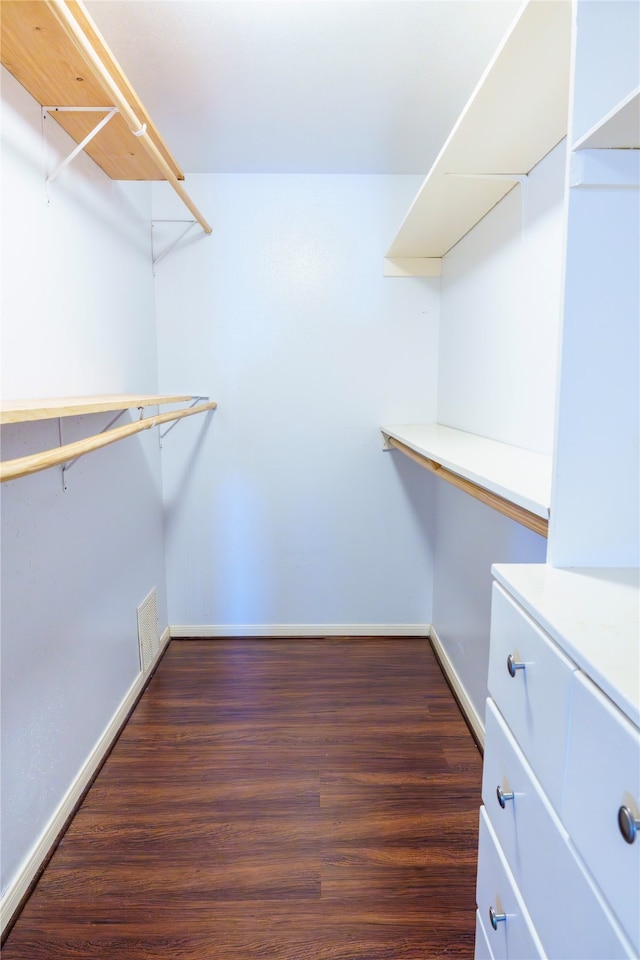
432,142 -> 566,722
153,174 -> 439,630
0,69 -> 166,901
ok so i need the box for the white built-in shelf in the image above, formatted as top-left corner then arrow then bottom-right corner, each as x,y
0,394 -> 217,483
381,423 -> 551,537
0,394 -> 194,425
492,563 -> 640,727
573,85 -> 640,151
385,0 -> 571,265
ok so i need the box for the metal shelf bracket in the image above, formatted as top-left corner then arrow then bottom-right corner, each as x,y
43,106 -> 118,198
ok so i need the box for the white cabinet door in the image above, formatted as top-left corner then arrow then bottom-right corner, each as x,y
564,671 -> 640,953
488,583 -> 575,812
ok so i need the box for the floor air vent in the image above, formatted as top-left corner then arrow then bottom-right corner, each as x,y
137,587 -> 160,672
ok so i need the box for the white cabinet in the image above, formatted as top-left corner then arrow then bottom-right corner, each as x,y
476,567 -> 640,959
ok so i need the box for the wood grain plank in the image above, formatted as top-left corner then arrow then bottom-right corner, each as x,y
3,638 -> 483,959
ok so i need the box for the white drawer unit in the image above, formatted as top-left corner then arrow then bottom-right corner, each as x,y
563,672 -> 640,953
475,909 -> 495,960
476,565 -> 640,960
483,698 -> 634,959
476,807 -> 545,960
488,582 -> 575,813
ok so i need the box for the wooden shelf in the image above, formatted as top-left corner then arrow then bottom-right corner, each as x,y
386,0 -> 571,262
573,86 -> 640,151
0,1 -> 211,232
0,394 -> 217,482
0,394 -> 195,425
382,423 -> 551,537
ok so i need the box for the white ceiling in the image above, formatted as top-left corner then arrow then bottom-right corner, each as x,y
85,0 -> 521,175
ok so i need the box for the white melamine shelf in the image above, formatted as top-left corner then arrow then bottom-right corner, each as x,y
386,0 -> 571,262
492,563 -> 640,727
573,85 -> 640,151
0,394 -> 194,425
382,423 -> 551,536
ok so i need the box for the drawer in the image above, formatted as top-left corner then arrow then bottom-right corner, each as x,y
475,909 -> 495,960
483,698 -> 635,959
564,671 -> 640,953
476,806 -> 545,959
488,582 -> 575,812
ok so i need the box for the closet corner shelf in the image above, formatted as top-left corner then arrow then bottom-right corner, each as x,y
0,394 -> 217,483
386,0 -> 571,266
0,0 -> 211,233
382,423 -> 550,538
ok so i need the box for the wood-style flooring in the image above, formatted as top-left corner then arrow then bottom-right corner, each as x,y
3,638 -> 483,959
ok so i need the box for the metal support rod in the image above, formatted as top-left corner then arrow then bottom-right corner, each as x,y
44,107 -> 118,184
159,397 -> 205,440
62,408 -> 128,478
152,221 -> 198,270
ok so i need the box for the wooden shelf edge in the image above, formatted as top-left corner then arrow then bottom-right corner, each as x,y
386,435 -> 549,539
0,394 -> 196,424
0,401 -> 217,483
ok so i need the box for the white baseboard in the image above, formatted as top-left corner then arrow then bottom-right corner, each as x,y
429,626 -> 485,749
0,626 -> 171,936
170,623 -> 431,638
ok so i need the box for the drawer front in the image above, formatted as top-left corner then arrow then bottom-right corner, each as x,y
564,671 -> 640,953
483,698 -> 635,959
476,807 -> 545,959
475,909 -> 495,960
488,582 -> 575,812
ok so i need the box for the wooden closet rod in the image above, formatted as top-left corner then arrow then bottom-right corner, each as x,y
386,436 -> 548,538
0,401 -> 217,483
47,0 -> 213,235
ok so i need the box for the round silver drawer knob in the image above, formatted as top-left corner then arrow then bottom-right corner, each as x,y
507,653 -> 526,677
497,785 -> 515,808
618,805 -> 640,844
489,906 -> 506,930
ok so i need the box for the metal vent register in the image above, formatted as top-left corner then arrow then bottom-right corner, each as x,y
137,587 -> 160,672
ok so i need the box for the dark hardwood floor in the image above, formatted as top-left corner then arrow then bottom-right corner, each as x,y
3,638 -> 483,959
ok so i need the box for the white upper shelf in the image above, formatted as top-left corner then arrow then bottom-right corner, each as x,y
381,423 -> 551,520
573,86 -> 640,151
386,0 -> 572,260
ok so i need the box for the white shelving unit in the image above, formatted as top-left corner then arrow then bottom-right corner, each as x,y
384,0 -> 571,270
381,423 -> 550,537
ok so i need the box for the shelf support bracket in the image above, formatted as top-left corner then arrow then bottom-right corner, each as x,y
43,106 -> 118,195
61,408 -> 127,490
151,220 -> 199,273
159,397 -> 207,444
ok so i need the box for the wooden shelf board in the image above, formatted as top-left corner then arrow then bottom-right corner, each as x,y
386,0 -> 571,258
573,86 -> 640,151
382,423 -> 551,530
0,394 -> 195,424
0,1 -> 184,181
